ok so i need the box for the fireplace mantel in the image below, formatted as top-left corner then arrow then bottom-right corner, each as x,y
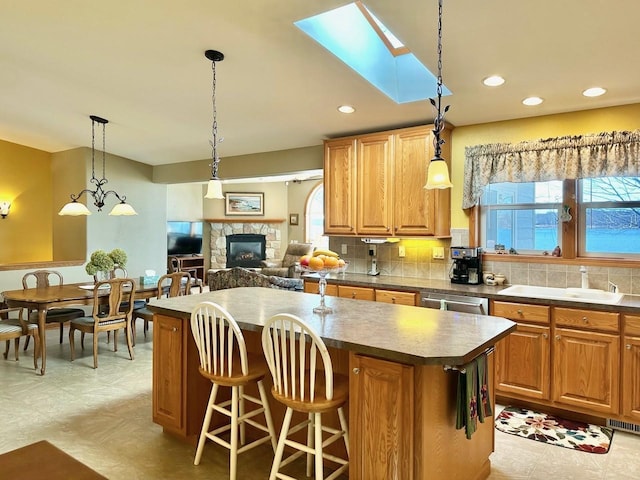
205,218 -> 285,223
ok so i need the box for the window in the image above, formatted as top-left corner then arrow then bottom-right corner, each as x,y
579,177 -> 640,256
480,177 -> 640,258
481,181 -> 562,254
305,183 -> 329,249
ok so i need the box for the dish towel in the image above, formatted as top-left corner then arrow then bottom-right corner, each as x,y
455,353 -> 492,439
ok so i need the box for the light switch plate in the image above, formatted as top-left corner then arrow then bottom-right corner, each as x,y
398,245 -> 406,257
341,244 -> 348,255
433,246 -> 445,259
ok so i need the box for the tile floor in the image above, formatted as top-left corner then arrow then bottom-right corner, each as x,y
0,324 -> 639,479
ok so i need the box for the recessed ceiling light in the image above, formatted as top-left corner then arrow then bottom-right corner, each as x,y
583,87 -> 606,97
483,75 -> 505,87
522,96 -> 543,106
337,105 -> 355,114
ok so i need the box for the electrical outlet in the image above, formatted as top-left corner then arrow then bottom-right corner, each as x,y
398,245 -> 406,257
369,245 -> 377,256
341,244 -> 348,255
433,246 -> 445,259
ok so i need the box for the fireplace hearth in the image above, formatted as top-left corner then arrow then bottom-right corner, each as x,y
226,234 -> 266,268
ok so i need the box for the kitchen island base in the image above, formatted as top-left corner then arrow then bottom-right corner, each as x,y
153,311 -> 496,480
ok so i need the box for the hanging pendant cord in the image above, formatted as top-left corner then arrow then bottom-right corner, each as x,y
211,59 -> 219,179
431,0 -> 449,160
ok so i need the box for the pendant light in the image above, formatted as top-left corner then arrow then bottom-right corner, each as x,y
204,49 -> 225,199
424,0 -> 453,190
59,115 -> 137,216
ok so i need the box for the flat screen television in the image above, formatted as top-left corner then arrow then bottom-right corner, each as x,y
167,221 -> 203,256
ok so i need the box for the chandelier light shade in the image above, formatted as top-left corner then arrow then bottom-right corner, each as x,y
204,49 -> 225,200
59,115 -> 137,216
424,0 -> 453,190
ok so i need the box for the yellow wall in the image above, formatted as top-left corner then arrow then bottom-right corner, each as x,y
450,103 -> 640,228
0,139 -> 53,263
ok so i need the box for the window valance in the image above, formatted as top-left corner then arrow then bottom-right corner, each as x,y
462,130 -> 640,209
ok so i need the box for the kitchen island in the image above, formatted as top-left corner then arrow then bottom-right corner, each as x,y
148,287 -> 515,480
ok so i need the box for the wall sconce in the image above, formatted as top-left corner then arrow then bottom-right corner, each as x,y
0,201 -> 11,219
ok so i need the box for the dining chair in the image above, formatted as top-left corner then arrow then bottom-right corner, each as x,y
1,307 -> 39,370
190,301 -> 277,480
131,271 -> 192,344
168,256 -> 204,293
262,313 -> 349,480
68,278 -> 136,369
21,270 -> 85,349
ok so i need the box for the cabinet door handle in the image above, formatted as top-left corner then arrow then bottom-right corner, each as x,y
582,316 -> 589,323
353,368 -> 360,374
391,297 -> 397,303
386,226 -> 391,232
172,327 -> 177,332
542,333 -> 548,339
627,344 -> 633,350
517,309 -> 523,315
555,335 -> 561,340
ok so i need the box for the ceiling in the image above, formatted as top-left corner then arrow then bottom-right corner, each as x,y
1,0 -> 639,167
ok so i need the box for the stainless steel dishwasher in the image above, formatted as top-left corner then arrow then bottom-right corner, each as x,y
420,291 -> 489,315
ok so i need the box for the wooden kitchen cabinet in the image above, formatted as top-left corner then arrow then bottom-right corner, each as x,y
350,354 -> 414,480
324,138 -> 356,235
303,280 -> 338,297
356,132 -> 393,236
394,125 -> 450,237
323,124 -> 451,238
152,314 -> 184,433
553,326 -> 620,415
375,289 -> 419,306
493,301 -> 551,400
623,315 -> 640,420
338,285 -> 375,301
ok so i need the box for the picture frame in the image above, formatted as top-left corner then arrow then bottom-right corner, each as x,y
224,192 -> 264,216
289,213 -> 299,226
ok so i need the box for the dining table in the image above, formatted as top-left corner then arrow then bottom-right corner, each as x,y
2,281 -> 160,375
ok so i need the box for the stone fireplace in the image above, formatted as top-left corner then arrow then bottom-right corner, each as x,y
226,234 -> 266,268
209,221 -> 283,269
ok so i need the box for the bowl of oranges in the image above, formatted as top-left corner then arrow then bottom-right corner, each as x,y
298,249 -> 347,274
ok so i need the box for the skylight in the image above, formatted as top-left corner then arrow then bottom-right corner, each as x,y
294,2 -> 451,104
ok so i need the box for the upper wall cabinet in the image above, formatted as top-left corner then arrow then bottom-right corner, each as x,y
324,124 -> 451,238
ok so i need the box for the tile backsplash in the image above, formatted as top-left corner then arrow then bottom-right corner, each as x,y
328,231 -> 640,295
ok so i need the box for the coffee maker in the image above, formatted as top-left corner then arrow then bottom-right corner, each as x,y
450,247 -> 482,285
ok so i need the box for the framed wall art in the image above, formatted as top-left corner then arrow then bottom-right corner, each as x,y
224,192 -> 264,216
289,213 -> 299,225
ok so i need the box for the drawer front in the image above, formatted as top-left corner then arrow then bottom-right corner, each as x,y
554,307 -> 619,333
492,301 -> 550,324
338,285 -> 375,301
375,289 -> 418,306
624,315 -> 640,337
303,280 -> 338,297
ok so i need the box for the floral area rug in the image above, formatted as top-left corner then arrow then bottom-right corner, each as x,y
495,406 -> 613,454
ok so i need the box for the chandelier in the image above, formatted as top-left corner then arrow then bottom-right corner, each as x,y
59,115 -> 137,216
424,0 -> 453,189
204,49 -> 225,199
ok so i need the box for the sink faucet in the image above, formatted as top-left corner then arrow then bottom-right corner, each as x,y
579,266 -> 589,289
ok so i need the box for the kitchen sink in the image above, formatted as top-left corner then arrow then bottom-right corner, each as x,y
498,285 -> 624,305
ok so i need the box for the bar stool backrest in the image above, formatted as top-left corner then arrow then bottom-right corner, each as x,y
190,301 -> 248,377
262,313 -> 334,403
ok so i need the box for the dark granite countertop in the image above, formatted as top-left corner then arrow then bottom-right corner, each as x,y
303,273 -> 640,314
148,287 -> 515,367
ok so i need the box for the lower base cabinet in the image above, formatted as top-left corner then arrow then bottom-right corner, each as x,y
350,354 -> 414,479
623,335 -> 640,420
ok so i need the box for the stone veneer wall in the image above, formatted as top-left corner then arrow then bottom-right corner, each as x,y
209,222 -> 282,269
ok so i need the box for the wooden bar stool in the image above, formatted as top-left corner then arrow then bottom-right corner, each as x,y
262,313 -> 349,480
190,301 -> 277,480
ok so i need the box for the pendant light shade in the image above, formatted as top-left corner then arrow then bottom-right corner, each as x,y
59,115 -> 137,216
204,179 -> 224,199
204,49 -> 225,200
58,200 -> 92,216
424,0 -> 452,191
424,157 -> 453,189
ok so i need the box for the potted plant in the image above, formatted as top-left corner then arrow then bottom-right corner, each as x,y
86,248 -> 128,281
